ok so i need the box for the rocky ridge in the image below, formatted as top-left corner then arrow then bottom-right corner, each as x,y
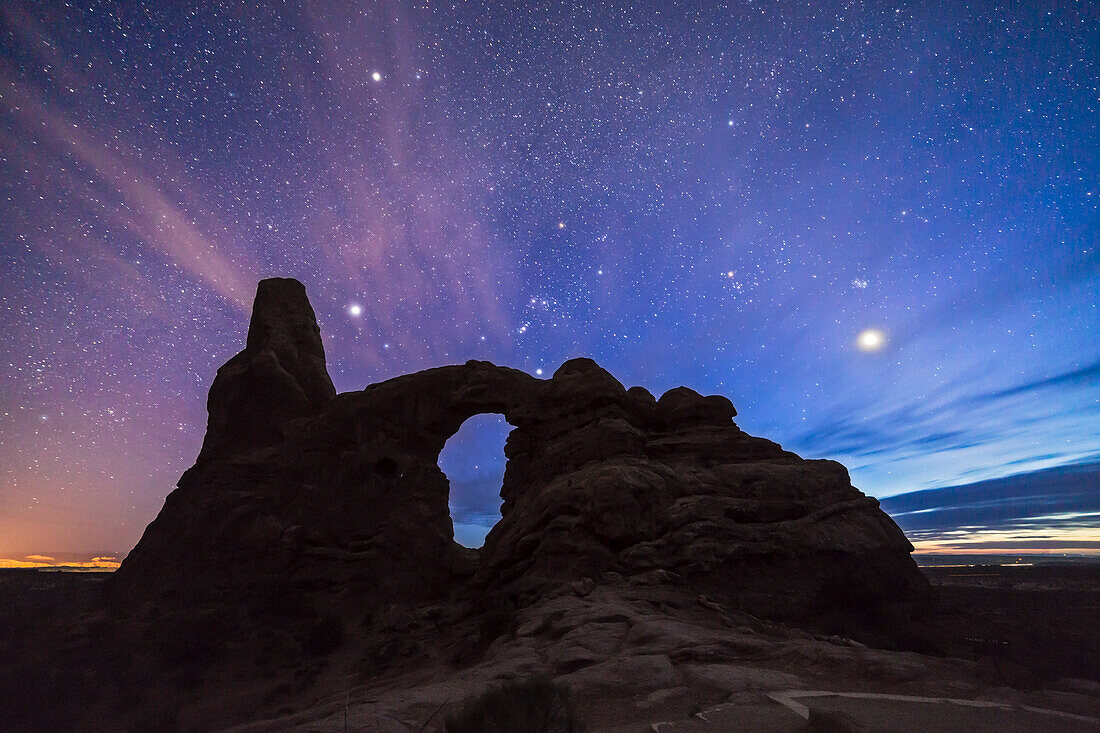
112,277 -> 930,643
92,277 -> 977,730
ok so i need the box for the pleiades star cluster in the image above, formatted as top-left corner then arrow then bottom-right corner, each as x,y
1,1 -> 1096,555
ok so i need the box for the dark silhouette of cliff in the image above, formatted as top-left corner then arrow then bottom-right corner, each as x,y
112,277 -> 932,643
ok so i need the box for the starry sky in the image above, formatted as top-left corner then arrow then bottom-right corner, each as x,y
1,1 -> 1097,559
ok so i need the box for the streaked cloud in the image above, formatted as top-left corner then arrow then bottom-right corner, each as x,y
882,462 -> 1100,555
0,56 -> 254,310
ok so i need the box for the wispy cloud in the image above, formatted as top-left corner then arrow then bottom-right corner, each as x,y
882,462 -> 1100,554
0,91 -> 252,309
966,360 -> 1100,407
787,349 -> 1100,497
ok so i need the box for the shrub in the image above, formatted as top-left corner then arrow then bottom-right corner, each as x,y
445,674 -> 582,733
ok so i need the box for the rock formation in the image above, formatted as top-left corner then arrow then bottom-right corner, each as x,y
201,277 -> 336,461
111,278 -> 931,643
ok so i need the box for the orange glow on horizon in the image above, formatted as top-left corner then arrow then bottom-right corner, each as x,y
906,522 -> 1100,556
0,555 -> 121,570
911,542 -> 1100,556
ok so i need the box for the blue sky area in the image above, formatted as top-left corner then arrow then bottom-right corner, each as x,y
2,1 -> 1096,556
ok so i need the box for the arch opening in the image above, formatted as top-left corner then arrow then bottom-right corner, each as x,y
438,413 -> 511,549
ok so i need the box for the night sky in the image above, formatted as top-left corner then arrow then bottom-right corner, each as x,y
2,1 -> 1097,559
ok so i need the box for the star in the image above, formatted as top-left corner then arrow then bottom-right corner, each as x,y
1,0 -> 1093,574
856,329 -> 886,352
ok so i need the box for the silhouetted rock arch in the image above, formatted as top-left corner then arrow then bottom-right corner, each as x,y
112,278 -> 931,644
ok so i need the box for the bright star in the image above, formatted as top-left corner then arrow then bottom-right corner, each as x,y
856,328 -> 886,352
371,71 -> 382,82
348,304 -> 362,317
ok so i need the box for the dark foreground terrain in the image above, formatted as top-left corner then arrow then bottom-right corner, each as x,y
921,562 -> 1100,683
0,561 -> 1096,731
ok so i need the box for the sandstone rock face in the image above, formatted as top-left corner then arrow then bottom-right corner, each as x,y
201,277 -> 336,460
112,278 -> 930,642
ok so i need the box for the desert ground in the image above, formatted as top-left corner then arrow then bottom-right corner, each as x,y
1,559 -> 1097,732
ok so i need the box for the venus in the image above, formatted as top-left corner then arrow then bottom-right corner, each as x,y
857,328 -> 886,351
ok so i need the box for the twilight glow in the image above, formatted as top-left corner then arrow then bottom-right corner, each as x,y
1,1 -> 1097,559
